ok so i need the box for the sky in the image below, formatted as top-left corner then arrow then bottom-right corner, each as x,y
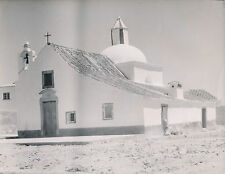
0,0 -> 224,101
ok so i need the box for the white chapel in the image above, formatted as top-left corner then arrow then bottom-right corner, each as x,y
0,17 -> 218,137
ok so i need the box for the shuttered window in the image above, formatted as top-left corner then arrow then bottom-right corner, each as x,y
42,70 -> 54,89
3,92 -> 10,100
66,111 -> 76,124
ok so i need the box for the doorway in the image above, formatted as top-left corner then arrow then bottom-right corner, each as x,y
42,101 -> 57,137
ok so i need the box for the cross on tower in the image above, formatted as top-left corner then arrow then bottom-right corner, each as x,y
44,32 -> 52,45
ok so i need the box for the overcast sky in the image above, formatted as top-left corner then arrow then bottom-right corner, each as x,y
0,0 -> 224,101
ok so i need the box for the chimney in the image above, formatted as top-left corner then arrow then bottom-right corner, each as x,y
168,81 -> 184,99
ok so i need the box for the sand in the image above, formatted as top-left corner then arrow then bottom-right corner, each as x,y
0,126 -> 224,174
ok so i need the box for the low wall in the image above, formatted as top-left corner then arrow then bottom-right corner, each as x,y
0,111 -> 17,135
144,107 -> 216,135
216,106 -> 225,125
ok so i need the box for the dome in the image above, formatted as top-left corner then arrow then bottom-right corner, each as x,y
101,44 -> 147,64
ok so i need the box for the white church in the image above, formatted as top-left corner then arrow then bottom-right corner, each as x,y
0,17 -> 218,138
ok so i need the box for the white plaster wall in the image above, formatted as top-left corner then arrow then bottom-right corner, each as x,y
207,107 -> 216,121
168,88 -> 184,99
16,45 -> 144,131
134,67 -> 163,86
144,108 -> 161,126
16,68 -> 41,130
116,62 -> 163,87
0,86 -> 16,111
112,30 -> 120,45
168,108 -> 202,124
55,65 -> 145,129
123,30 -> 129,45
112,29 -> 129,45
48,50 -> 144,129
143,107 -> 216,127
76,75 -> 144,128
16,45 -> 81,130
50,56 -> 81,130
216,106 -> 225,125
16,45 -> 216,132
177,88 -> 184,99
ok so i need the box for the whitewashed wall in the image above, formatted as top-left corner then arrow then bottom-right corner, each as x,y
77,75 -> 144,128
16,45 -> 85,130
168,108 -> 201,124
144,107 -> 216,127
216,106 -> 225,125
207,107 -> 216,121
16,45 -> 216,132
144,108 -> 161,126
55,57 -> 145,129
0,85 -> 16,111
16,45 -> 144,131
116,62 -> 163,86
134,67 -> 163,86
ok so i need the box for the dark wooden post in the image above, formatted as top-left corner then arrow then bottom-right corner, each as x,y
202,108 -> 207,128
161,104 -> 168,135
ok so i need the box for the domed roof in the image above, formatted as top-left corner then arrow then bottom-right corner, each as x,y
101,44 -> 147,64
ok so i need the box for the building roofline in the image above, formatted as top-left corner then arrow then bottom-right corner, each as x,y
49,43 -> 217,106
0,84 -> 16,88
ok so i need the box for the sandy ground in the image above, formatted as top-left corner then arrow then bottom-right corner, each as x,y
0,127 -> 224,174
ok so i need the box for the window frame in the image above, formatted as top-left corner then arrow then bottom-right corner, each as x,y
3,92 -> 10,100
42,70 -> 54,89
102,103 -> 114,120
65,111 -> 76,124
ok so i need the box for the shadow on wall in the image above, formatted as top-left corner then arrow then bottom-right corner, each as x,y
216,106 -> 225,125
0,111 -> 17,135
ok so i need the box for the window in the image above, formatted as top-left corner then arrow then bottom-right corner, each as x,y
42,70 -> 54,89
119,29 -> 124,44
66,111 -> 76,124
102,103 -> 113,120
3,92 -> 10,100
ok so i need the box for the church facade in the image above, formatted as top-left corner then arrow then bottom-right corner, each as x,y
2,17 -> 218,138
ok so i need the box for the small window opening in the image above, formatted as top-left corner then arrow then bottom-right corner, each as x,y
42,70 -> 54,89
103,103 -> 113,120
66,111 -> 76,124
3,92 -> 10,100
119,29 -> 124,44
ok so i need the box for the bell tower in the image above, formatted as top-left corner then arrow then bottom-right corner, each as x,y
19,42 -> 37,72
111,17 -> 129,45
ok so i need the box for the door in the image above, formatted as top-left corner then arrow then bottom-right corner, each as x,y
161,104 -> 168,135
42,101 -> 57,137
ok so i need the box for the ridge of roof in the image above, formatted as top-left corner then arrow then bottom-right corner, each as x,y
184,89 -> 217,102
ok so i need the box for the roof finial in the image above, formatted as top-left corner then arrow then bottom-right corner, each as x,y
112,17 -> 127,29
44,32 -> 52,45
